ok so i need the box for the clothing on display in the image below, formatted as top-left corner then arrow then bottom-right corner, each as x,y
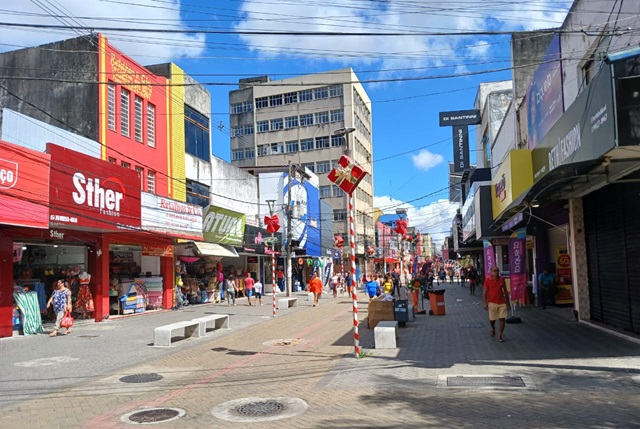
13,292 -> 44,335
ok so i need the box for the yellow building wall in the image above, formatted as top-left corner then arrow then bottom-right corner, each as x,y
491,150 -> 533,219
169,63 -> 186,201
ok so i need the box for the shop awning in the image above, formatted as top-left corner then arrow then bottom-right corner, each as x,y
193,242 -> 239,258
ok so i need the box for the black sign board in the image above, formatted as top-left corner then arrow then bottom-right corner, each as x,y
452,125 -> 470,173
439,109 -> 481,127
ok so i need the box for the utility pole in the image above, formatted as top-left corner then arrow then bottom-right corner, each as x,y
285,160 -> 293,298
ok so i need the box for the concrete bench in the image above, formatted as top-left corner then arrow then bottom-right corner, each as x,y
154,320 -> 200,347
277,297 -> 298,309
374,320 -> 398,349
192,314 -> 230,337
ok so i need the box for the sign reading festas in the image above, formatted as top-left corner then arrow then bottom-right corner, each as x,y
203,205 -> 246,245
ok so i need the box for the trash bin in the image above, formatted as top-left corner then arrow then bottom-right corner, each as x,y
428,289 -> 446,316
394,299 -> 409,326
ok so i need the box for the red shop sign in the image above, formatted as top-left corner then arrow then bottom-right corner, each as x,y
47,143 -> 141,230
0,140 -> 51,228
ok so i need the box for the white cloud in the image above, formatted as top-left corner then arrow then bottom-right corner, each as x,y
374,196 -> 458,247
0,1 -> 205,62
467,40 -> 491,59
412,149 -> 444,171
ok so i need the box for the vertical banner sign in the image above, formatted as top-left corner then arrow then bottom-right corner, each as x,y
555,247 -> 574,304
508,228 -> 527,301
452,125 -> 470,173
483,240 -> 495,280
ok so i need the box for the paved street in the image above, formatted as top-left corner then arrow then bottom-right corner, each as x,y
1,283 -> 639,429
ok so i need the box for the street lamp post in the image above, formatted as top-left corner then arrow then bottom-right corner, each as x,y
333,127 -> 360,358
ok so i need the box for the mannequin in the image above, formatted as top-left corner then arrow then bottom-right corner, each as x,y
78,271 -> 91,285
74,271 -> 94,318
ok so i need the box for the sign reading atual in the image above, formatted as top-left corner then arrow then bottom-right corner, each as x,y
532,64 -> 615,182
47,143 -> 141,230
141,193 -> 203,241
202,205 -> 246,245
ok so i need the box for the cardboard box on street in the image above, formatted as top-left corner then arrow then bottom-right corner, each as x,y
367,300 -> 394,328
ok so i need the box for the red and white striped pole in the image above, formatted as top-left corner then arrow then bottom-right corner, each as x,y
272,240 -> 277,317
348,195 -> 360,358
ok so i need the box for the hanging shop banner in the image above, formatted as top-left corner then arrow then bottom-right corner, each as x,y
202,205 -> 246,245
508,228 -> 527,301
47,143 -> 141,231
532,64 -> 615,182
452,125 -> 470,173
142,245 -> 173,257
438,109 -> 481,127
0,140 -> 51,228
491,150 -> 533,219
555,246 -> 574,305
141,192 -> 203,241
526,34 -> 564,149
483,240 -> 496,281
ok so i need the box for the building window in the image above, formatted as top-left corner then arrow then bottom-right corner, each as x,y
231,102 -> 243,114
147,103 -> 155,147
270,118 -> 283,131
284,92 -> 298,104
300,113 -> 313,126
285,116 -> 299,129
108,157 -> 116,164
232,149 -> 245,160
314,86 -> 328,100
329,84 -> 343,97
299,89 -> 313,102
316,160 -> 331,174
315,111 -> 329,124
134,96 -> 143,143
300,139 -> 314,151
120,88 -> 130,137
107,83 -> 116,131
257,144 -> 269,157
121,161 -> 131,169
315,136 -> 329,149
319,185 -> 331,198
245,148 -> 255,159
334,209 -> 347,222
331,135 -> 343,147
286,140 -> 299,153
257,120 -> 269,133
330,109 -> 344,123
256,97 -> 268,109
270,142 -> 284,154
332,185 -> 344,197
302,162 -> 315,173
185,105 -> 210,161
269,94 -> 283,107
147,170 -> 156,194
186,179 -> 210,208
231,101 -> 252,114
135,166 -> 144,189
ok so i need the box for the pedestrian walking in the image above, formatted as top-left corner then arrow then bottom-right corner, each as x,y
331,273 -> 339,298
46,279 -> 72,337
253,279 -> 263,306
448,268 -> 454,284
391,270 -> 401,297
439,268 -> 446,285
307,271 -> 323,306
467,265 -> 478,296
537,265 -> 556,309
244,273 -> 255,306
226,275 -> 237,306
277,268 -> 285,292
459,266 -> 466,286
345,271 -> 353,297
483,267 -> 510,342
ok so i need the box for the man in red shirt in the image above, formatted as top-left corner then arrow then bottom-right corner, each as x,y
244,273 -> 255,306
483,267 -> 510,342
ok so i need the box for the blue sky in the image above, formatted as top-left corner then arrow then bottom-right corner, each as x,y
0,0 -> 572,244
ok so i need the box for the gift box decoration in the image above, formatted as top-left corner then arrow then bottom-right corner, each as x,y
327,155 -> 368,196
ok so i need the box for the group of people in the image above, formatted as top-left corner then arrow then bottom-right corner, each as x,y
364,271 -> 401,299
222,272 -> 264,307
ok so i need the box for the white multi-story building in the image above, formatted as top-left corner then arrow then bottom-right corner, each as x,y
228,68 -> 375,258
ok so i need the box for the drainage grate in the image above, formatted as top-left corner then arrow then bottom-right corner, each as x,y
235,401 -> 285,417
121,408 -> 185,425
447,376 -> 526,388
120,373 -> 164,384
275,338 -> 302,347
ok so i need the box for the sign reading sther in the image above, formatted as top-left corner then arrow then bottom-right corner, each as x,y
47,143 -> 141,230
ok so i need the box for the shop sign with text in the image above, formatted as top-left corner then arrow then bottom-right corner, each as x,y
142,245 -> 173,257
141,193 -> 203,241
203,205 -> 246,245
491,150 -> 533,219
0,140 -> 51,228
47,143 -> 141,230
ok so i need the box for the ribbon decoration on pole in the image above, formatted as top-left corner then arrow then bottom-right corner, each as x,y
394,219 -> 408,235
264,214 -> 280,233
334,235 -> 344,248
327,155 -> 368,196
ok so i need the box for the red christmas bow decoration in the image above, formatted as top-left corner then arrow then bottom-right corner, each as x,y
394,219 -> 408,235
334,235 -> 344,248
264,214 -> 280,233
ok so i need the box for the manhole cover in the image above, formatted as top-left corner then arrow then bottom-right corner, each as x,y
447,376 -> 526,387
262,338 -> 308,347
121,407 -> 185,425
212,397 -> 308,422
236,401 -> 285,416
120,373 -> 164,384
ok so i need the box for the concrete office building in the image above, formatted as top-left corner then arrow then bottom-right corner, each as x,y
228,68 -> 375,260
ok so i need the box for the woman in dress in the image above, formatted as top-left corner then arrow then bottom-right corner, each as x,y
46,279 -> 72,336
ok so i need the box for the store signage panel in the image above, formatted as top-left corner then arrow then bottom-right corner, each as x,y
142,245 -> 173,257
491,150 -> 533,219
0,140 -> 51,228
461,187 -> 476,242
141,192 -> 203,241
47,143 -> 141,230
452,125 -> 470,173
526,34 -> 564,149
203,205 -> 246,245
439,109 -> 481,126
532,64 -> 615,182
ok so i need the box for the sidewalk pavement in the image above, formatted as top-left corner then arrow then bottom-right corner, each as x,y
1,284 -> 639,429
